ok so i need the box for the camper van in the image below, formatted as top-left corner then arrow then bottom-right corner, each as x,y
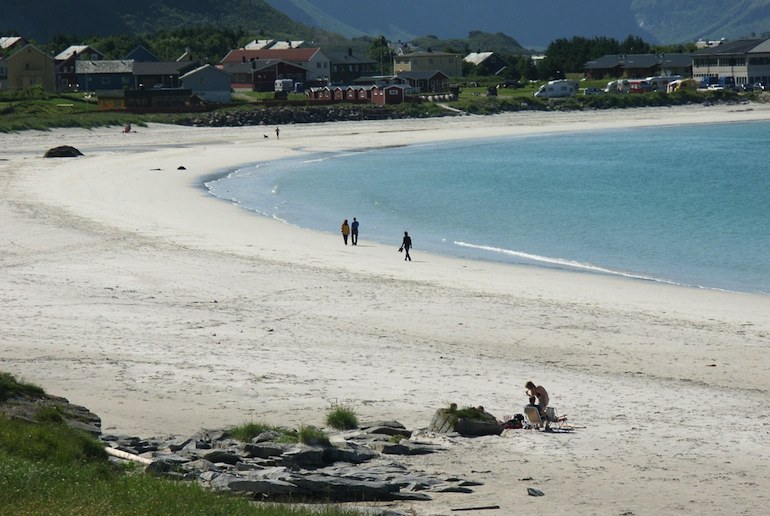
645,75 -> 683,92
274,79 -> 294,92
533,80 -> 577,98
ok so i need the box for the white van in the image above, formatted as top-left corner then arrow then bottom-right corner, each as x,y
533,80 -> 577,98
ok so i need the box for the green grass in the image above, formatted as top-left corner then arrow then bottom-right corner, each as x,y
229,421 -> 286,442
0,373 -> 357,515
0,81 -> 750,134
325,404 -> 358,430
0,372 -> 45,401
297,425 -> 330,446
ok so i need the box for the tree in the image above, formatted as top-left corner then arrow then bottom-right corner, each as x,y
367,35 -> 393,75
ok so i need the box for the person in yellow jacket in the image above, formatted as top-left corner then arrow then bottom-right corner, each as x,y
341,219 -> 350,245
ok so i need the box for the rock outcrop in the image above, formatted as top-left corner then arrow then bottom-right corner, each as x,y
102,423 -> 479,503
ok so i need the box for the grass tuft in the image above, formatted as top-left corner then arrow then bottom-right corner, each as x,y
297,425 -> 330,446
325,404 -> 358,430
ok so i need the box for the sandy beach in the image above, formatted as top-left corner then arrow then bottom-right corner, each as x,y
2,104 -> 770,515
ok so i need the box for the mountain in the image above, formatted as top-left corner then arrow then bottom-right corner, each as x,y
264,0 -> 770,46
4,0 -> 770,48
0,0 -> 319,42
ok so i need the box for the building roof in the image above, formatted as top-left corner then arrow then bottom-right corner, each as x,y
0,36 -> 26,50
179,64 -> 230,80
222,48 -> 322,64
222,59 -> 308,74
55,45 -> 102,61
76,60 -> 134,74
125,45 -> 160,62
269,41 -> 304,50
328,50 -> 376,65
133,61 -> 198,76
585,53 -> 692,70
693,38 -> 770,55
397,70 -> 450,80
395,51 -> 460,59
463,52 -> 494,65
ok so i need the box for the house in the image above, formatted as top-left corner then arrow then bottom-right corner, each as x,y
584,53 -> 692,79
180,64 -> 232,104
76,60 -> 134,91
692,38 -> 770,86
463,52 -> 509,75
397,70 -> 451,93
221,47 -> 330,83
4,44 -> 56,92
133,60 -> 199,89
55,45 -> 104,91
393,50 -> 462,78
371,84 -> 408,104
329,48 -> 377,84
221,59 -> 307,92
125,45 -> 161,62
97,88 -> 201,112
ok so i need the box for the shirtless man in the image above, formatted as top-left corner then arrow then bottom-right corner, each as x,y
525,381 -> 549,417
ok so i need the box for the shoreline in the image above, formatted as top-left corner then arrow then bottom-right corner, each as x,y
201,110 -> 770,298
3,104 -> 770,514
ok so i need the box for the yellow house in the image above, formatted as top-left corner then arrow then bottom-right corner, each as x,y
393,50 -> 462,78
6,44 -> 56,92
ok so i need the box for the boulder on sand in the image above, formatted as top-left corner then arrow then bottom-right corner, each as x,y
428,405 -> 502,437
44,146 -> 83,158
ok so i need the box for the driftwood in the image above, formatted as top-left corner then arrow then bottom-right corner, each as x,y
105,447 -> 153,465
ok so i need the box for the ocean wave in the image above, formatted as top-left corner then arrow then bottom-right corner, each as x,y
453,240 -> 685,287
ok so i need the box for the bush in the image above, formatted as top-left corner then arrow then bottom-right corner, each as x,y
325,404 -> 358,430
297,425 -> 329,446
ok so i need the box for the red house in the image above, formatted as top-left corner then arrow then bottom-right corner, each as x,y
371,84 -> 408,104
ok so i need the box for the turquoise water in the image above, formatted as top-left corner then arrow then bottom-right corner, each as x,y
207,121 -> 770,295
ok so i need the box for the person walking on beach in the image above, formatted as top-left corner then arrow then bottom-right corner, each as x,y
341,219 -> 350,245
351,217 -> 359,245
400,231 -> 412,261
275,127 -> 280,140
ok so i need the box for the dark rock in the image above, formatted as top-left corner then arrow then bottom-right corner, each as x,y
282,445 -> 326,468
244,442 -> 286,459
428,407 -> 502,437
44,145 -> 83,158
203,450 -> 241,465
373,442 -> 438,456
527,487 -> 545,497
364,425 -> 413,438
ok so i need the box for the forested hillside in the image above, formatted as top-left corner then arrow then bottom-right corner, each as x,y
0,0 -> 329,43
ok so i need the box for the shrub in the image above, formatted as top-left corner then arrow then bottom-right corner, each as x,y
0,372 -> 45,401
297,425 -> 329,446
325,404 -> 358,430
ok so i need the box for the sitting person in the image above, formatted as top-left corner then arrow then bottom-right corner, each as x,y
525,381 -> 549,417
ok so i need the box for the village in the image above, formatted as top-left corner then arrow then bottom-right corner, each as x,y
3,33 -> 770,112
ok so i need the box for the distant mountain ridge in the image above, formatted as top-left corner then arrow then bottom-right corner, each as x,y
3,0 -> 770,47
0,0 -> 316,43
265,0 -> 770,46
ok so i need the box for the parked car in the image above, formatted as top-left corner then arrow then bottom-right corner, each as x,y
583,87 -> 604,95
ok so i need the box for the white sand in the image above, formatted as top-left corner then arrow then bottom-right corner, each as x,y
2,104 -> 770,514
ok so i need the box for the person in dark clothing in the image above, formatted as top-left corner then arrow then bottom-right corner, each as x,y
351,218 -> 359,245
400,231 -> 412,261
